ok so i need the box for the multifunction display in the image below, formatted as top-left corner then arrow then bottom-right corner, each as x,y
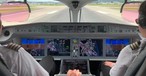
105,39 -> 130,57
79,39 -> 103,56
47,39 -> 70,56
21,38 -> 45,56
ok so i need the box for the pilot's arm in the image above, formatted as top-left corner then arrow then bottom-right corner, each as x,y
0,44 -> 49,76
110,41 -> 140,76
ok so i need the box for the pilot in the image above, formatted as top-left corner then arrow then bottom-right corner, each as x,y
0,17 -> 49,76
102,1 -> 146,76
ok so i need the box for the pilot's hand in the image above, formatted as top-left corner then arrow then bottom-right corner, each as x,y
67,69 -> 82,76
104,61 -> 115,67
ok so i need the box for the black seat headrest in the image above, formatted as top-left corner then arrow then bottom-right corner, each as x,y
39,55 -> 56,76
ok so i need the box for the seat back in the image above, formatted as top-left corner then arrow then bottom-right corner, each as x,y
0,58 -> 13,76
136,58 -> 146,76
124,44 -> 146,76
39,55 -> 56,76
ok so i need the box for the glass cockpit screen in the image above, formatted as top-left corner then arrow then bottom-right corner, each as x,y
21,38 -> 45,56
79,39 -> 103,56
47,39 -> 70,56
105,39 -> 130,57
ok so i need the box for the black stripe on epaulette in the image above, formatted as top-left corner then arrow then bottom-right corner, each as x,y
130,41 -> 141,50
5,43 -> 21,51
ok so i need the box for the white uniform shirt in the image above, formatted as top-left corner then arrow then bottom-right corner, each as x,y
110,39 -> 146,76
0,46 -> 49,76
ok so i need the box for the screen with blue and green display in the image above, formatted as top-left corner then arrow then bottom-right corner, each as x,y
21,38 -> 71,56
47,39 -> 70,56
105,39 -> 130,57
79,39 -> 103,56
21,38 -> 45,56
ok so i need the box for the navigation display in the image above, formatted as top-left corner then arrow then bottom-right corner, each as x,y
21,38 -> 45,56
105,39 -> 130,57
79,39 -> 103,56
47,39 -> 70,56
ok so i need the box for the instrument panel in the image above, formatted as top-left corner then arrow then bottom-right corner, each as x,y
14,23 -> 137,34
1,23 -> 139,61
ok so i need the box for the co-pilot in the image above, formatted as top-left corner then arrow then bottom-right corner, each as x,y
104,1 -> 146,76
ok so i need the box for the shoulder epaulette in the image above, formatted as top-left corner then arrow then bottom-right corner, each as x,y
5,43 -> 21,51
130,41 -> 141,50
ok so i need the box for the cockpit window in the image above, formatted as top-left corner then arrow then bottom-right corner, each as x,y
0,0 -> 141,26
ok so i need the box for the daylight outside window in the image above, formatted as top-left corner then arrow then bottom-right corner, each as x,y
0,0 -> 140,26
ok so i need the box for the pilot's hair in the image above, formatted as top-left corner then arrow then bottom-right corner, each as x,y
138,1 -> 146,28
139,1 -> 146,16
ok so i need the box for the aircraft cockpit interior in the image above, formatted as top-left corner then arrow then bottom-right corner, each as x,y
0,0 -> 144,76
0,22 -> 139,76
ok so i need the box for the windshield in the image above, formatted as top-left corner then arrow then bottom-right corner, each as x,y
0,0 -> 141,26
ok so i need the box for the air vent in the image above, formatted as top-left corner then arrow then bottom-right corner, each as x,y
4,30 -> 10,36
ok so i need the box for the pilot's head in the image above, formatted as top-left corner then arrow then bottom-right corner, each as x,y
136,1 -> 146,38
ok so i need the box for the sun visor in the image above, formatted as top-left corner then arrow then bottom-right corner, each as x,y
0,2 -> 30,22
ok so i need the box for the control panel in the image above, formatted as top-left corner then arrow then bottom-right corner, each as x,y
14,23 -> 137,34
1,23 -> 139,61
60,59 -> 90,74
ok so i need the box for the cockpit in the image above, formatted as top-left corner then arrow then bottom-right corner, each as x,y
0,0 -> 144,76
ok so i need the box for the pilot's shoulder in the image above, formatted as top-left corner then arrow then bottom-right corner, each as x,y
5,43 -> 21,51
130,41 -> 141,50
